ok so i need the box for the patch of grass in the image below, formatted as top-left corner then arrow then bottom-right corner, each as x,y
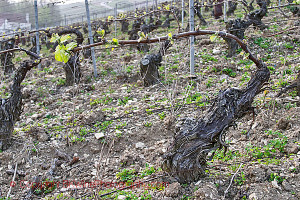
158,112 -> 166,120
212,149 -> 242,162
118,96 -> 132,106
140,164 -> 157,178
269,172 -> 285,184
90,96 -> 113,106
206,77 -> 215,88
246,130 -> 288,159
116,168 -> 136,183
234,171 -> 246,185
253,37 -> 271,49
200,54 -> 218,63
144,122 -> 152,127
126,65 -> 134,73
222,68 -> 236,77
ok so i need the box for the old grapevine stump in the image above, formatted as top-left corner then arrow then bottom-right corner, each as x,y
140,55 -> 161,86
213,0 -> 224,19
277,71 -> 300,97
52,29 -> 84,86
226,1 -> 238,16
162,34 -> 270,184
195,3 -> 207,26
140,41 -> 170,87
0,49 -> 40,150
225,0 -> 267,57
0,38 -> 15,74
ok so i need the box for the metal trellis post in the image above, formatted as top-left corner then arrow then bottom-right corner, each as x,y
224,0 -> 227,22
85,0 -> 98,78
182,0 -> 184,29
189,0 -> 195,75
34,0 -> 40,69
146,0 -> 148,24
115,4 -> 117,37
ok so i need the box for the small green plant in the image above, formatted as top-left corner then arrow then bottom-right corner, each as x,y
158,112 -> 166,120
241,72 -> 250,82
126,65 -> 134,73
222,68 -> 236,77
253,37 -> 271,49
246,130 -> 288,159
140,163 -> 157,178
234,171 -> 246,185
57,78 -> 66,86
267,66 -> 275,72
212,149 -> 241,162
50,33 -> 77,63
116,168 -> 136,183
118,96 -> 132,106
284,43 -> 294,49
269,173 -> 284,184
140,190 -> 152,199
32,179 -> 57,195
144,122 -> 152,127
206,77 -> 215,88
200,54 -> 218,63
90,97 -> 113,106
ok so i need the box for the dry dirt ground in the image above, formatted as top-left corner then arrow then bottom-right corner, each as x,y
0,3 -> 299,200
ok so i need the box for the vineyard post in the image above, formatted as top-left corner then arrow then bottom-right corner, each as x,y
153,0 -> 155,10
34,0 -> 41,70
224,0 -> 227,22
182,0 -> 184,28
189,0 -> 195,75
85,0 -> 98,78
64,14 -> 67,26
181,0 -> 184,29
115,4 -> 117,37
146,0 -> 149,24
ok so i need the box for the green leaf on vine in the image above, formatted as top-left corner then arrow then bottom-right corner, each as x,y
97,28 -> 105,38
111,38 -> 119,45
50,33 -> 60,43
210,35 -> 217,42
55,45 -> 70,63
66,42 -> 77,51
60,34 -> 72,43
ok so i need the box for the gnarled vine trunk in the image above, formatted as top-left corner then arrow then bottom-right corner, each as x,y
140,40 -> 170,86
225,0 -> 267,57
52,29 -> 84,86
129,19 -> 150,52
0,38 -> 15,74
287,0 -> 300,16
0,49 -> 40,150
226,1 -> 238,16
121,19 -> 129,33
162,33 -> 270,184
277,71 -> 300,97
162,13 -> 175,28
213,0 -> 223,19
195,3 -> 207,26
